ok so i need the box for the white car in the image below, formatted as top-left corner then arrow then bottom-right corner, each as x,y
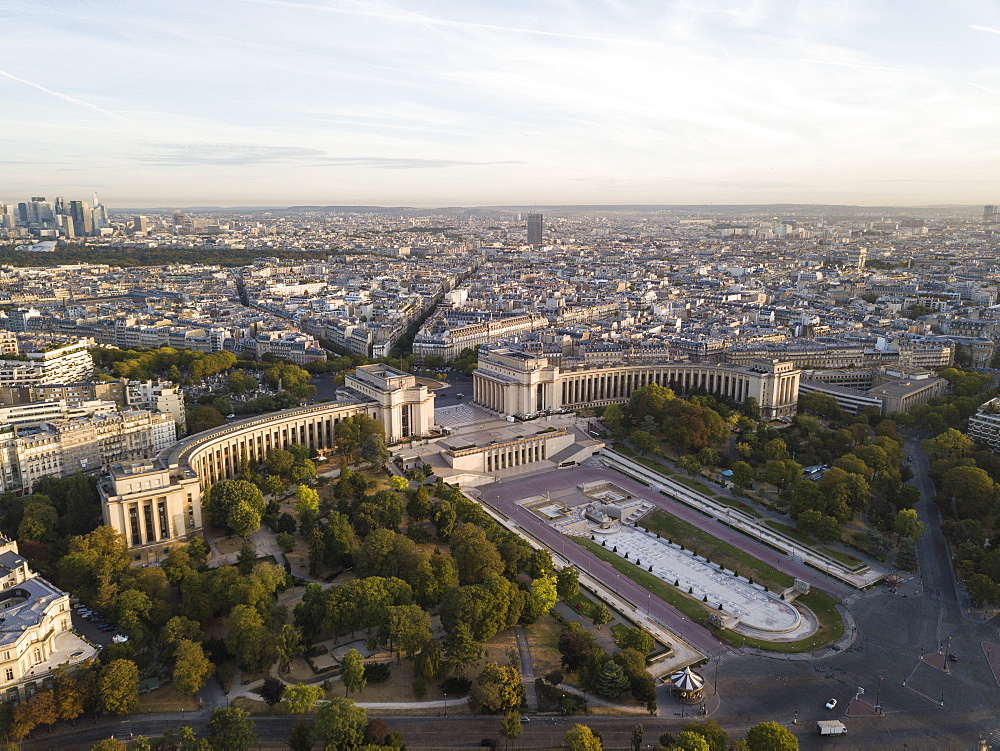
825,698 -> 838,710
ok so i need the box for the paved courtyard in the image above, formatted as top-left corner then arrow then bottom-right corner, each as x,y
433,403 -> 495,429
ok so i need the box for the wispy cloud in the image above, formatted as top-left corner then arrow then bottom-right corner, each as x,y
968,83 -> 1000,95
316,157 -> 523,170
800,59 -> 900,73
0,69 -> 128,122
245,0 -> 652,46
138,143 -> 326,166
969,25 -> 1000,34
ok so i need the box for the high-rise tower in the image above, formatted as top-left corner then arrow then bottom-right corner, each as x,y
527,213 -> 543,246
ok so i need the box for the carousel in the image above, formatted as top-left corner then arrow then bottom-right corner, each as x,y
668,665 -> 706,705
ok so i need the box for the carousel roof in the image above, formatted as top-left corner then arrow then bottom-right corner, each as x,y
669,665 -> 705,691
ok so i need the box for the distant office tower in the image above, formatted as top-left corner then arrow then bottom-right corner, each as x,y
984,205 -> 1000,233
133,216 -> 149,234
527,213 -> 543,245
69,201 -> 93,236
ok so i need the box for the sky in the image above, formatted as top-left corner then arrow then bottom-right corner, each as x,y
3,0 -> 1000,208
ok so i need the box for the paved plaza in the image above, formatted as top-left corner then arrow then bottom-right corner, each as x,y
433,402 -> 496,429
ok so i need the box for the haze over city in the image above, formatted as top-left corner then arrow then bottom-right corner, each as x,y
5,0 -> 1000,207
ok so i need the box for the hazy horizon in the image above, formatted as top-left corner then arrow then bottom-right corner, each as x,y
4,1 -> 1000,207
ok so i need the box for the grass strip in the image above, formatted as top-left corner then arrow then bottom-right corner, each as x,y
672,476 -> 717,497
819,546 -> 866,570
710,494 -> 763,517
642,510 -> 794,592
764,519 -> 817,547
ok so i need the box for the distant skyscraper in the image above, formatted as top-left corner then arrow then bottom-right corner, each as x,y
984,205 -> 1000,233
527,213 -> 543,245
133,216 -> 149,235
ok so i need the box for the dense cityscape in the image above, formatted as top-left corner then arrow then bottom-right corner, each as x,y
0,198 -> 992,749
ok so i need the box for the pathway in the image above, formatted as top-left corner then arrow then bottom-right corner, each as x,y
514,626 -> 538,711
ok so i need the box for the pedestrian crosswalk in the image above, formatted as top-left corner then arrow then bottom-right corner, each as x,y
985,726 -> 1000,749
843,592 -> 863,606
711,648 -> 743,666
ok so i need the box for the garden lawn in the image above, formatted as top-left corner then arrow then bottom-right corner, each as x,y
820,546 -> 866,570
672,476 -> 717,497
764,519 -> 817,547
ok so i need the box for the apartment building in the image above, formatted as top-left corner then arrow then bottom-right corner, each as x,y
0,537 -> 94,702
0,409 -> 176,492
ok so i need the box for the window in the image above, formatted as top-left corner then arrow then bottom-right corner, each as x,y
32,649 -> 40,664
4,669 -> 11,682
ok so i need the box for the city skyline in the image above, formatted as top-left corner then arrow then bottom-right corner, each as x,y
4,0 -> 1000,207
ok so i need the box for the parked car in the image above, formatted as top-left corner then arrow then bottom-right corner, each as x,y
948,653 -> 959,662
825,698 -> 838,709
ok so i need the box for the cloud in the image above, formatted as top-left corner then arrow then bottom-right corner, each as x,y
969,25 -> 1000,34
137,143 -> 521,170
968,83 -> 1000,95
800,59 -> 901,73
0,69 -> 129,122
315,157 -> 523,170
244,0 -> 652,47
138,143 -> 327,166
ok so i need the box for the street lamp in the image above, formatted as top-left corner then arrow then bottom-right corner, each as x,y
443,691 -> 448,717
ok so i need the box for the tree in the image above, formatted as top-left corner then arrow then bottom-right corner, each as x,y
224,604 -> 274,671
556,567 -> 579,602
501,711 -> 523,748
266,448 -> 296,477
522,574 -> 558,623
470,661 -> 525,714
275,624 -> 304,674
97,659 -> 139,716
282,683 -> 325,714
294,485 -> 320,517
591,603 -> 611,629
451,524 -> 504,584
630,430 -> 656,455
731,461 -> 754,489
595,660 -> 629,699
682,720 -> 728,751
922,428 -> 973,461
314,697 -> 367,749
53,664 -> 92,723
617,627 -> 655,655
564,724 -> 602,750
260,677 -> 285,706
893,508 -> 925,542
745,721 -> 798,751
90,740 -> 128,751
288,721 -> 315,751
207,707 -> 257,751
432,500 -> 457,541
444,622 -> 483,674
360,434 -> 391,468
670,731 -> 711,751
187,406 -> 225,434
173,639 -> 213,695
205,479 -> 265,537
341,648 -> 367,696
631,725 -> 644,751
